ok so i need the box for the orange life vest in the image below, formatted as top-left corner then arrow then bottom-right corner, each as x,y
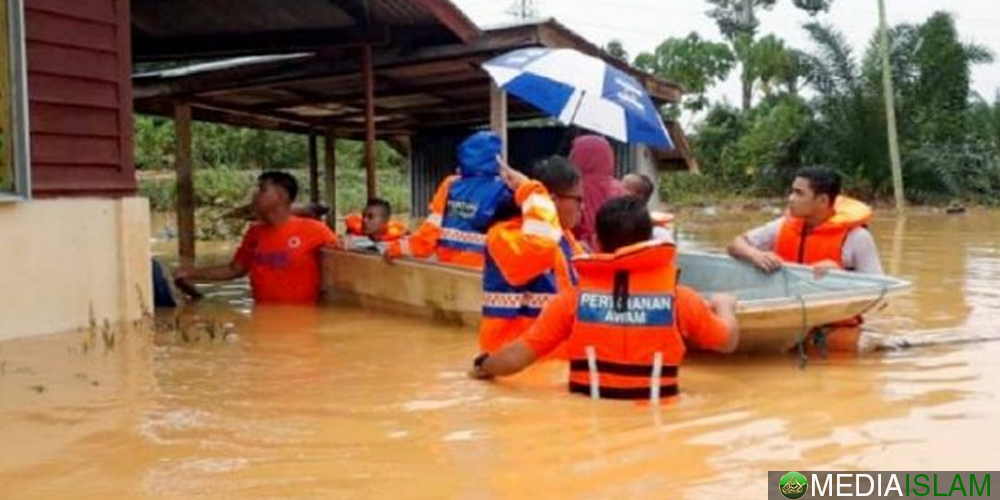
344,213 -> 407,242
774,196 -> 872,342
774,196 -> 872,268
567,241 -> 684,400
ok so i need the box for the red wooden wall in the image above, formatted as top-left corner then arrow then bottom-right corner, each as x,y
24,0 -> 134,197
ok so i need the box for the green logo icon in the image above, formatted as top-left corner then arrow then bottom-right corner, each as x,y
780,471 -> 809,499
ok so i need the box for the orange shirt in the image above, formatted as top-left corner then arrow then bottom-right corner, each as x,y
234,216 -> 338,304
522,285 -> 731,357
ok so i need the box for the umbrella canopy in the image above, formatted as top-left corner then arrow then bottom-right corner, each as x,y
482,47 -> 673,149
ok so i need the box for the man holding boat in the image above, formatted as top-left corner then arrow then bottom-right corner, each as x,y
470,196 -> 740,401
727,165 -> 883,351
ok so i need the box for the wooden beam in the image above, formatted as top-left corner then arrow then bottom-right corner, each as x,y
253,74 -> 489,113
309,132 -> 320,203
489,82 -> 508,160
362,44 -> 377,199
131,28 -> 542,100
324,129 -> 338,230
174,102 -> 196,267
133,26 -> 390,62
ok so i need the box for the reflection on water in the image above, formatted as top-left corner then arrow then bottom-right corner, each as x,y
2,207 -> 999,499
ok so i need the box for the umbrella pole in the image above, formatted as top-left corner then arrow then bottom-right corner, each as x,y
557,90 -> 587,155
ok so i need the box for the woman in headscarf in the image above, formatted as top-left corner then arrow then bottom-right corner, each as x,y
568,134 -> 627,248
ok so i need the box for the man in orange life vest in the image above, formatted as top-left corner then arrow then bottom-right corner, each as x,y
470,197 -> 740,401
479,155 -> 585,354
727,165 -> 883,350
343,198 -> 408,252
384,131 -> 513,269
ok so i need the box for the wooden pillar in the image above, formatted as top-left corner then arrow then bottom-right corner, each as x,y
362,44 -> 377,199
490,82 -> 508,160
324,128 -> 337,230
308,131 -> 319,203
174,102 -> 195,267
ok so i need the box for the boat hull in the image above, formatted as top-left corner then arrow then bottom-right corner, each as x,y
321,249 -> 910,353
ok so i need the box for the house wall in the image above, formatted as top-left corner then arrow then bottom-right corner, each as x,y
25,0 -> 134,197
0,197 -> 151,341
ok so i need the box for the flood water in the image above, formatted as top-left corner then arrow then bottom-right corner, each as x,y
2,207 -> 999,499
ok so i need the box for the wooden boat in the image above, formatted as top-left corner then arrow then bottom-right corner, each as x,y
321,249 -> 911,353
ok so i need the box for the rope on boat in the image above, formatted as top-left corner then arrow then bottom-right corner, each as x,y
786,268 -> 891,368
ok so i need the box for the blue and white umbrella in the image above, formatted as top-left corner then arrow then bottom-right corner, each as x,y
482,47 -> 673,149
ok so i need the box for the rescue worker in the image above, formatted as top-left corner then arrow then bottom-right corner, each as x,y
470,196 -> 740,401
177,171 -> 339,304
385,131 -> 513,269
479,155 -> 586,354
622,172 -> 675,243
727,165 -> 883,351
343,198 -> 408,252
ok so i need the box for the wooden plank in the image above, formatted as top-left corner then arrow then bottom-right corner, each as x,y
362,44 -> 376,199
29,103 -> 119,136
31,164 -> 137,196
27,43 -> 119,82
26,0 -> 116,25
324,129 -> 337,230
28,74 -> 118,109
32,164 -> 133,183
308,132 -> 319,203
174,103 -> 196,267
116,0 -> 135,180
30,134 -> 120,165
489,82 -> 507,160
24,9 -> 117,52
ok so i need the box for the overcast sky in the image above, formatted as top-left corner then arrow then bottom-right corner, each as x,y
453,0 -> 1000,106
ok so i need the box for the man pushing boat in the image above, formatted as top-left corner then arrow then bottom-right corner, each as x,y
470,196 -> 740,401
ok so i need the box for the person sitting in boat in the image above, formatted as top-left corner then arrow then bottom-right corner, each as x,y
622,172 -> 675,243
727,165 -> 882,350
176,171 -> 339,304
342,198 -> 408,253
384,131 -> 513,269
479,155 -> 586,355
470,196 -> 740,401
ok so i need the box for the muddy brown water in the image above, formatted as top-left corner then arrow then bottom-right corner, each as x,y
1,208 -> 999,499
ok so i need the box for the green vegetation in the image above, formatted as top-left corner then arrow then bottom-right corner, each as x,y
628,9 -> 1000,204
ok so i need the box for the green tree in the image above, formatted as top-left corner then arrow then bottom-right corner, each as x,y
707,0 -> 833,109
634,32 -> 735,116
603,39 -> 629,62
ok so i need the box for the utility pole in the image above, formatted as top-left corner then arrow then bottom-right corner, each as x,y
878,0 -> 906,213
506,0 -> 537,21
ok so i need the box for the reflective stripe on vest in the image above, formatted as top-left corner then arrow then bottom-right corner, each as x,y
439,227 -> 488,253
426,213 -> 443,227
482,291 -> 556,318
568,359 -> 680,400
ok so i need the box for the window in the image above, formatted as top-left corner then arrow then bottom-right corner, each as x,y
0,0 -> 30,200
